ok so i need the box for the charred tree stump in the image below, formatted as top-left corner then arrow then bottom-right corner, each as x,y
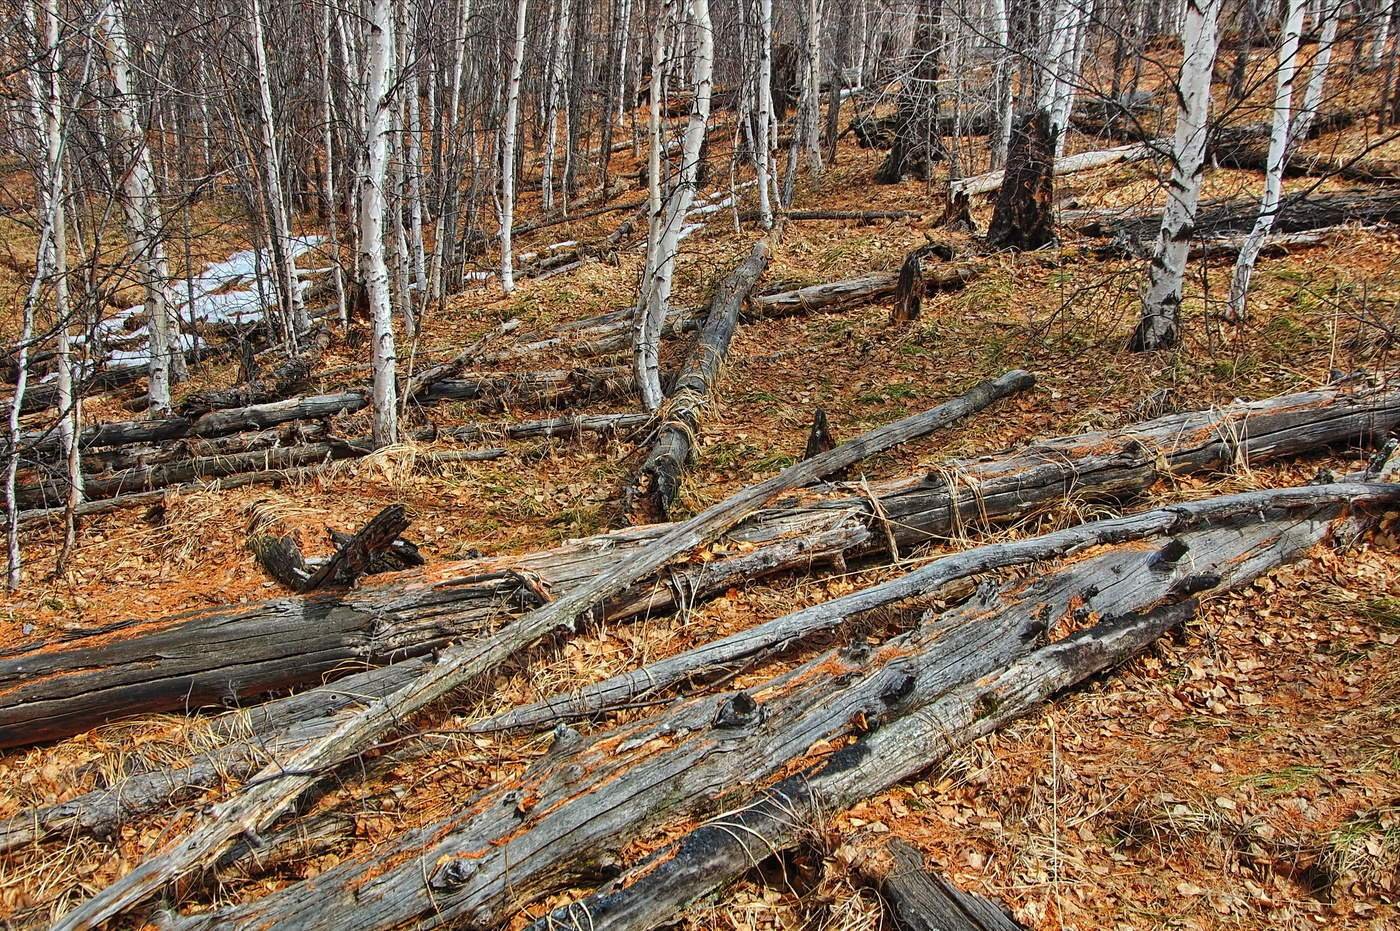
626,240 -> 772,521
986,109 -> 1056,251
856,839 -> 1027,931
803,408 -> 837,460
892,243 -> 957,325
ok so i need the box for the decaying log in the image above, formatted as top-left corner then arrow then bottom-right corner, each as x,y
419,365 -> 635,408
521,600 -> 1202,931
49,374 -> 1032,931
855,839 -> 1028,931
0,523 -> 867,856
1099,190 -> 1400,245
251,505 -> 417,592
175,338 -> 326,417
750,265 -> 976,317
8,414 -> 648,528
737,209 -> 921,223
6,374 -> 1028,749
959,138 -> 1158,199
172,482 -> 1400,931
626,239 -> 772,521
892,243 -> 957,324
401,319 -> 519,403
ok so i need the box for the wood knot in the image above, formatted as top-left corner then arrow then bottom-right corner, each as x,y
714,692 -> 762,730
429,857 -> 478,892
1148,538 -> 1190,573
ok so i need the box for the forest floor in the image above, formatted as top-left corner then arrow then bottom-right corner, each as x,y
2,64 -> 1399,931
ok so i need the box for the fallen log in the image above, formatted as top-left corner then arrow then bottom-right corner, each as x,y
854,839 -> 1028,931
520,489 -> 1396,931
626,239 -> 772,521
400,319 -> 519,403
6,381 -> 1393,863
1217,145 -> 1400,185
750,265 -> 975,316
50,373 -> 1032,931
7,414 -> 646,528
420,364 -> 634,408
0,523 -> 866,856
953,141 -> 1160,198
249,504 -> 417,592
171,482 -> 1399,931
10,379 -> 1396,750
1100,190 -> 1400,245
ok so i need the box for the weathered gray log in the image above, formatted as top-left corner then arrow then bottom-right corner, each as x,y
420,365 -> 634,408
738,209 -> 922,223
626,239 -> 772,521
856,839 -> 1028,931
0,524 -> 865,856
172,482 -> 1399,931
1101,190 -> 1400,245
8,414 -> 648,529
522,599 -> 1203,931
750,264 -> 976,317
400,319 -> 519,403
69,422 -> 330,477
51,373 -> 1033,931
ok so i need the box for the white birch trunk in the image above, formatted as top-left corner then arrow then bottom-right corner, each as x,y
755,0 -> 775,227
429,0 -> 471,304
360,0 -> 399,446
634,0 -> 711,411
990,0 -> 1012,168
499,0 -> 529,293
249,0 -> 309,341
320,0 -> 349,328
1226,0 -> 1306,321
95,0 -> 177,413
542,0 -> 573,211
406,50 -> 428,314
1291,0 -> 1340,143
1132,0 -> 1223,351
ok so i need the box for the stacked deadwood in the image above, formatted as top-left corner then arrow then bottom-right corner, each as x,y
41,375 -> 1039,931
3,382 -> 1396,883
626,238 -> 772,520
155,482 -> 1400,931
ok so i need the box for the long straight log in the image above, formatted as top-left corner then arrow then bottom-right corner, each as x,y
172,483 -> 1400,931
49,372 -> 1033,931
1102,190 -> 1400,245
0,523 -> 866,855
952,141 -> 1160,197
626,239 -> 772,520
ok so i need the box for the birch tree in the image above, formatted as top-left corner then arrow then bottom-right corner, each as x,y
1225,0 -> 1307,322
541,0 -> 573,211
1291,0 -> 1341,145
634,0 -> 712,411
249,0 -> 309,341
754,0 -> 775,227
95,0 -> 180,413
499,0 -> 529,292
360,0 -> 400,445
1130,0 -> 1223,351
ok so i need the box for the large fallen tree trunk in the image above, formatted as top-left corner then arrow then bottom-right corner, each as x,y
168,482 -> 1400,931
49,372 -> 1033,931
626,239 -> 771,520
7,379 -> 1394,751
4,381 -> 1394,868
1100,190 -> 1400,245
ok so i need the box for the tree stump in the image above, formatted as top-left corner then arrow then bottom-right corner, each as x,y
986,109 -> 1056,251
